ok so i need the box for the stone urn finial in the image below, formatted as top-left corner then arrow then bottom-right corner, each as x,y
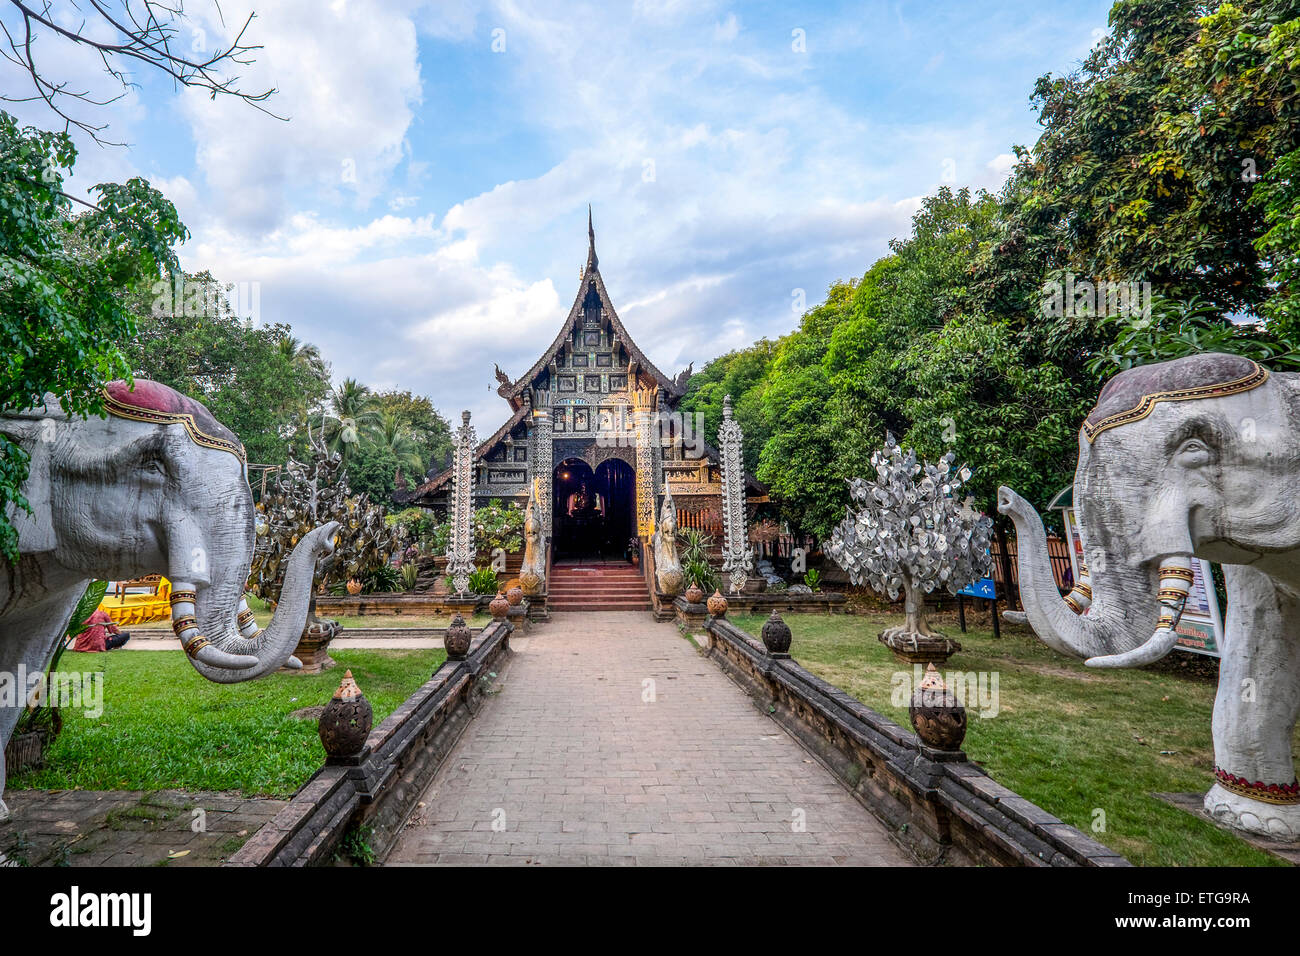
445,613 -> 472,661
506,586 -> 524,607
761,610 -> 792,658
490,591 -> 509,620
706,589 -> 728,618
684,582 -> 704,605
319,669 -> 373,759
908,663 -> 967,752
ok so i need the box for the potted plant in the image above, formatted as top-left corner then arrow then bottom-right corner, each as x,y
678,528 -> 718,602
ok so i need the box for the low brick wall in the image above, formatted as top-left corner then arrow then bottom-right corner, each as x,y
717,591 -> 846,615
225,620 -> 513,867
703,617 -> 1129,867
315,593 -> 487,617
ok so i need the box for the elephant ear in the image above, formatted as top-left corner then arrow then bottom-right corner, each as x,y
0,414 -> 57,554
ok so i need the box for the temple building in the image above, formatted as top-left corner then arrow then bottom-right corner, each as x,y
403,212 -> 762,563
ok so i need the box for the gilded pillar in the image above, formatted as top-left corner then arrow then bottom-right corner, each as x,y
532,393 -> 553,542
632,386 -> 657,538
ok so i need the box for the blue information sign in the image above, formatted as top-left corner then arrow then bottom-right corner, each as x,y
958,577 -> 996,600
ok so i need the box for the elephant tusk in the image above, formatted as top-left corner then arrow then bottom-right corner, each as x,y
283,654 -> 304,670
1002,610 -> 1027,624
1085,558 -> 1193,669
171,586 -> 257,670
193,644 -> 259,670
1084,626 -> 1179,668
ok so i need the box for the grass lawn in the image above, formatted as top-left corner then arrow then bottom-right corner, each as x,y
10,648 -> 443,798
730,611 -> 1294,867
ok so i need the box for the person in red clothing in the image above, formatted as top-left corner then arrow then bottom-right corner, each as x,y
71,609 -> 131,652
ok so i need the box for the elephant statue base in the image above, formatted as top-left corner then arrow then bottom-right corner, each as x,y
286,613 -> 341,674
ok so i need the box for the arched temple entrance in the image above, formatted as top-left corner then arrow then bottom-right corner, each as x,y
553,457 -> 635,560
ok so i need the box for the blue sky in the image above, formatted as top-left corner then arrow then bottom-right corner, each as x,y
3,0 -> 1112,430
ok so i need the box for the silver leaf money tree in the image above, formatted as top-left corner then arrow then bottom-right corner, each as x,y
827,433 -> 993,659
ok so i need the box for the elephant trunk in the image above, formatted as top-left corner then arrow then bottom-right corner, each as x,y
997,486 -> 1174,667
170,523 -> 339,684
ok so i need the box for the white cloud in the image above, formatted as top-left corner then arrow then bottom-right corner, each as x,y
986,153 -> 1018,182
178,0 -> 424,234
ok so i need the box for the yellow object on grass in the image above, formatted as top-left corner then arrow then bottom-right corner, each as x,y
98,577 -> 173,626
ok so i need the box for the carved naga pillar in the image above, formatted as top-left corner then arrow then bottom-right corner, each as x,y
632,386 -> 658,539
719,394 -> 754,593
446,410 -> 477,595
653,486 -> 684,595
519,478 -> 546,595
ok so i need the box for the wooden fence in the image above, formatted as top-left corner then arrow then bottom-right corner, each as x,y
989,535 -> 1074,605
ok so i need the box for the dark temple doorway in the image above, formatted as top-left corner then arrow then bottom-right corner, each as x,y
553,457 -> 636,560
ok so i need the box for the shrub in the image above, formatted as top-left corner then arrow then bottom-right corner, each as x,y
679,530 -> 719,591
362,564 -> 403,593
474,500 -> 524,554
467,567 -> 499,595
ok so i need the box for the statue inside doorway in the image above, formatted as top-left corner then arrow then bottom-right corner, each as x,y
566,482 -> 604,517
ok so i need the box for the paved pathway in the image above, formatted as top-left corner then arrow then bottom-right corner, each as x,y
388,612 -> 913,866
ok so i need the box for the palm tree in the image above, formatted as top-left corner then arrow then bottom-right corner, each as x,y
277,335 -> 323,369
325,378 -> 373,460
365,406 -> 427,475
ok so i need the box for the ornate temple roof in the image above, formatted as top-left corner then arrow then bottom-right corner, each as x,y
497,208 -> 687,410
401,211 -> 711,506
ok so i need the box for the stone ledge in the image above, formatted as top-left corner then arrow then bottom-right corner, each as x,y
703,617 -> 1130,868
224,620 -> 513,867
315,593 -> 489,617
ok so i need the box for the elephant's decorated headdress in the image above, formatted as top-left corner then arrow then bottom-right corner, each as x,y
1082,354 -> 1269,443
103,379 -> 247,464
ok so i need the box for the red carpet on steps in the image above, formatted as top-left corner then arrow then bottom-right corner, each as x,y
548,562 -> 652,611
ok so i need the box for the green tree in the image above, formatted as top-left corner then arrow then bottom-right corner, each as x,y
122,274 -> 332,465
1016,0 -> 1300,317
325,378 -> 372,462
755,282 -> 859,536
344,444 -> 401,505
679,340 -> 775,474
365,389 -> 452,475
1254,147 -> 1300,332
0,112 -> 187,559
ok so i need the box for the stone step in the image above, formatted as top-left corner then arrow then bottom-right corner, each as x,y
548,601 -> 653,611
550,580 -> 645,588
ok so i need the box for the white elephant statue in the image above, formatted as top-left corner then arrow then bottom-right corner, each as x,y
998,352 -> 1300,839
0,379 -> 339,820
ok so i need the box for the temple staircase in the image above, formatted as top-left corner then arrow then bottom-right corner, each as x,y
549,562 -> 652,612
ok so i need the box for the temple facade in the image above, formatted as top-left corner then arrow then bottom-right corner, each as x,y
403,212 -> 760,561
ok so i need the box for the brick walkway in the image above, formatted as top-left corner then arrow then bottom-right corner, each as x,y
388,612 -> 913,866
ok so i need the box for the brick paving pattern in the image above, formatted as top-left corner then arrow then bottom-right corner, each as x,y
0,789 -> 286,866
388,611 -> 913,866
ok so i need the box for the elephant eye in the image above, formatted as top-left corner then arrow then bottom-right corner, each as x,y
1174,437 -> 1216,467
